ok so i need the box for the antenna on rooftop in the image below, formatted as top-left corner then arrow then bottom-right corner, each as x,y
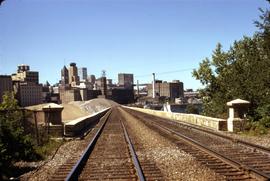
101,70 -> 106,77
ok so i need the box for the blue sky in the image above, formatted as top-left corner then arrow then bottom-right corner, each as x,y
0,0 -> 269,90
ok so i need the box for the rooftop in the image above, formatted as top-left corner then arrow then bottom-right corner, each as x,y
227,99 -> 250,106
25,103 -> 63,111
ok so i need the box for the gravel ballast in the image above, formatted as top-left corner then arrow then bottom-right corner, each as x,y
20,139 -> 85,181
119,108 -> 225,181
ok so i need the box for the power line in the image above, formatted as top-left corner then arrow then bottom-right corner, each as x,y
134,68 -> 195,78
134,73 -> 152,78
157,68 -> 195,75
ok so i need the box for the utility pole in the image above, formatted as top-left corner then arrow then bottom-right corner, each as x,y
137,80 -> 139,96
44,106 -> 51,141
101,70 -> 106,77
152,73 -> 155,98
33,110 -> 40,145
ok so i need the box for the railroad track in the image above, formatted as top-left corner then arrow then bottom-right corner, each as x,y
124,108 -> 270,181
49,109 -> 112,181
50,107 -> 163,181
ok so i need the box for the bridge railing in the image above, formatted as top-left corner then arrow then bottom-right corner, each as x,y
124,106 -> 227,131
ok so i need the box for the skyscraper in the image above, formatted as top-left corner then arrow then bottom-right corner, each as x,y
78,67 -> 87,81
61,65 -> 69,86
68,62 -> 79,86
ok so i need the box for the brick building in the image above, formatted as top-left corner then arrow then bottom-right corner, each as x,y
118,73 -> 134,89
13,82 -> 42,107
147,80 -> 184,100
96,77 -> 107,97
0,75 -> 13,103
12,65 -> 43,107
12,64 -> 39,84
59,87 -> 82,104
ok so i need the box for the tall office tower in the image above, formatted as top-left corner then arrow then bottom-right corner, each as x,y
118,73 -> 134,89
61,65 -> 69,86
68,62 -> 79,87
78,67 -> 87,81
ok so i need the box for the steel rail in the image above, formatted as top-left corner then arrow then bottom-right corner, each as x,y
121,120 -> 146,181
179,121 -> 270,154
65,109 -> 112,181
155,114 -> 270,155
127,108 -> 270,155
152,122 -> 270,181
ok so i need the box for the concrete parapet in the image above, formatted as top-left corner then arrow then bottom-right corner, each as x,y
125,106 -> 227,131
48,125 -> 64,137
64,108 -> 110,136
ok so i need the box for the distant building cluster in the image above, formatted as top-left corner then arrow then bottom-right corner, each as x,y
0,62 -> 198,109
0,64 -> 57,107
58,62 -> 135,104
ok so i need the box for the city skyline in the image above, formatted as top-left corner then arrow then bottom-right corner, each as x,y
0,0 -> 268,89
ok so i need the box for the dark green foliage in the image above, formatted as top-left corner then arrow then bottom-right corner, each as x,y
185,104 -> 199,114
193,2 -> 270,129
193,36 -> 270,118
193,43 -> 234,117
0,92 -> 40,179
255,3 -> 270,55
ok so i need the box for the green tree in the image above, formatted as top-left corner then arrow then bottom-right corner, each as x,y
0,92 -> 39,179
253,1 -> 270,121
193,2 -> 270,124
193,34 -> 270,119
185,104 -> 199,114
192,43 -> 232,117
255,0 -> 270,55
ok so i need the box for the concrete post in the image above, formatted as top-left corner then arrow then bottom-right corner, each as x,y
227,107 -> 234,132
226,99 -> 250,132
33,110 -> 40,145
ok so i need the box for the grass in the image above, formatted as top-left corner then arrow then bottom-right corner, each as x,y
240,121 -> 269,136
35,138 -> 65,159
